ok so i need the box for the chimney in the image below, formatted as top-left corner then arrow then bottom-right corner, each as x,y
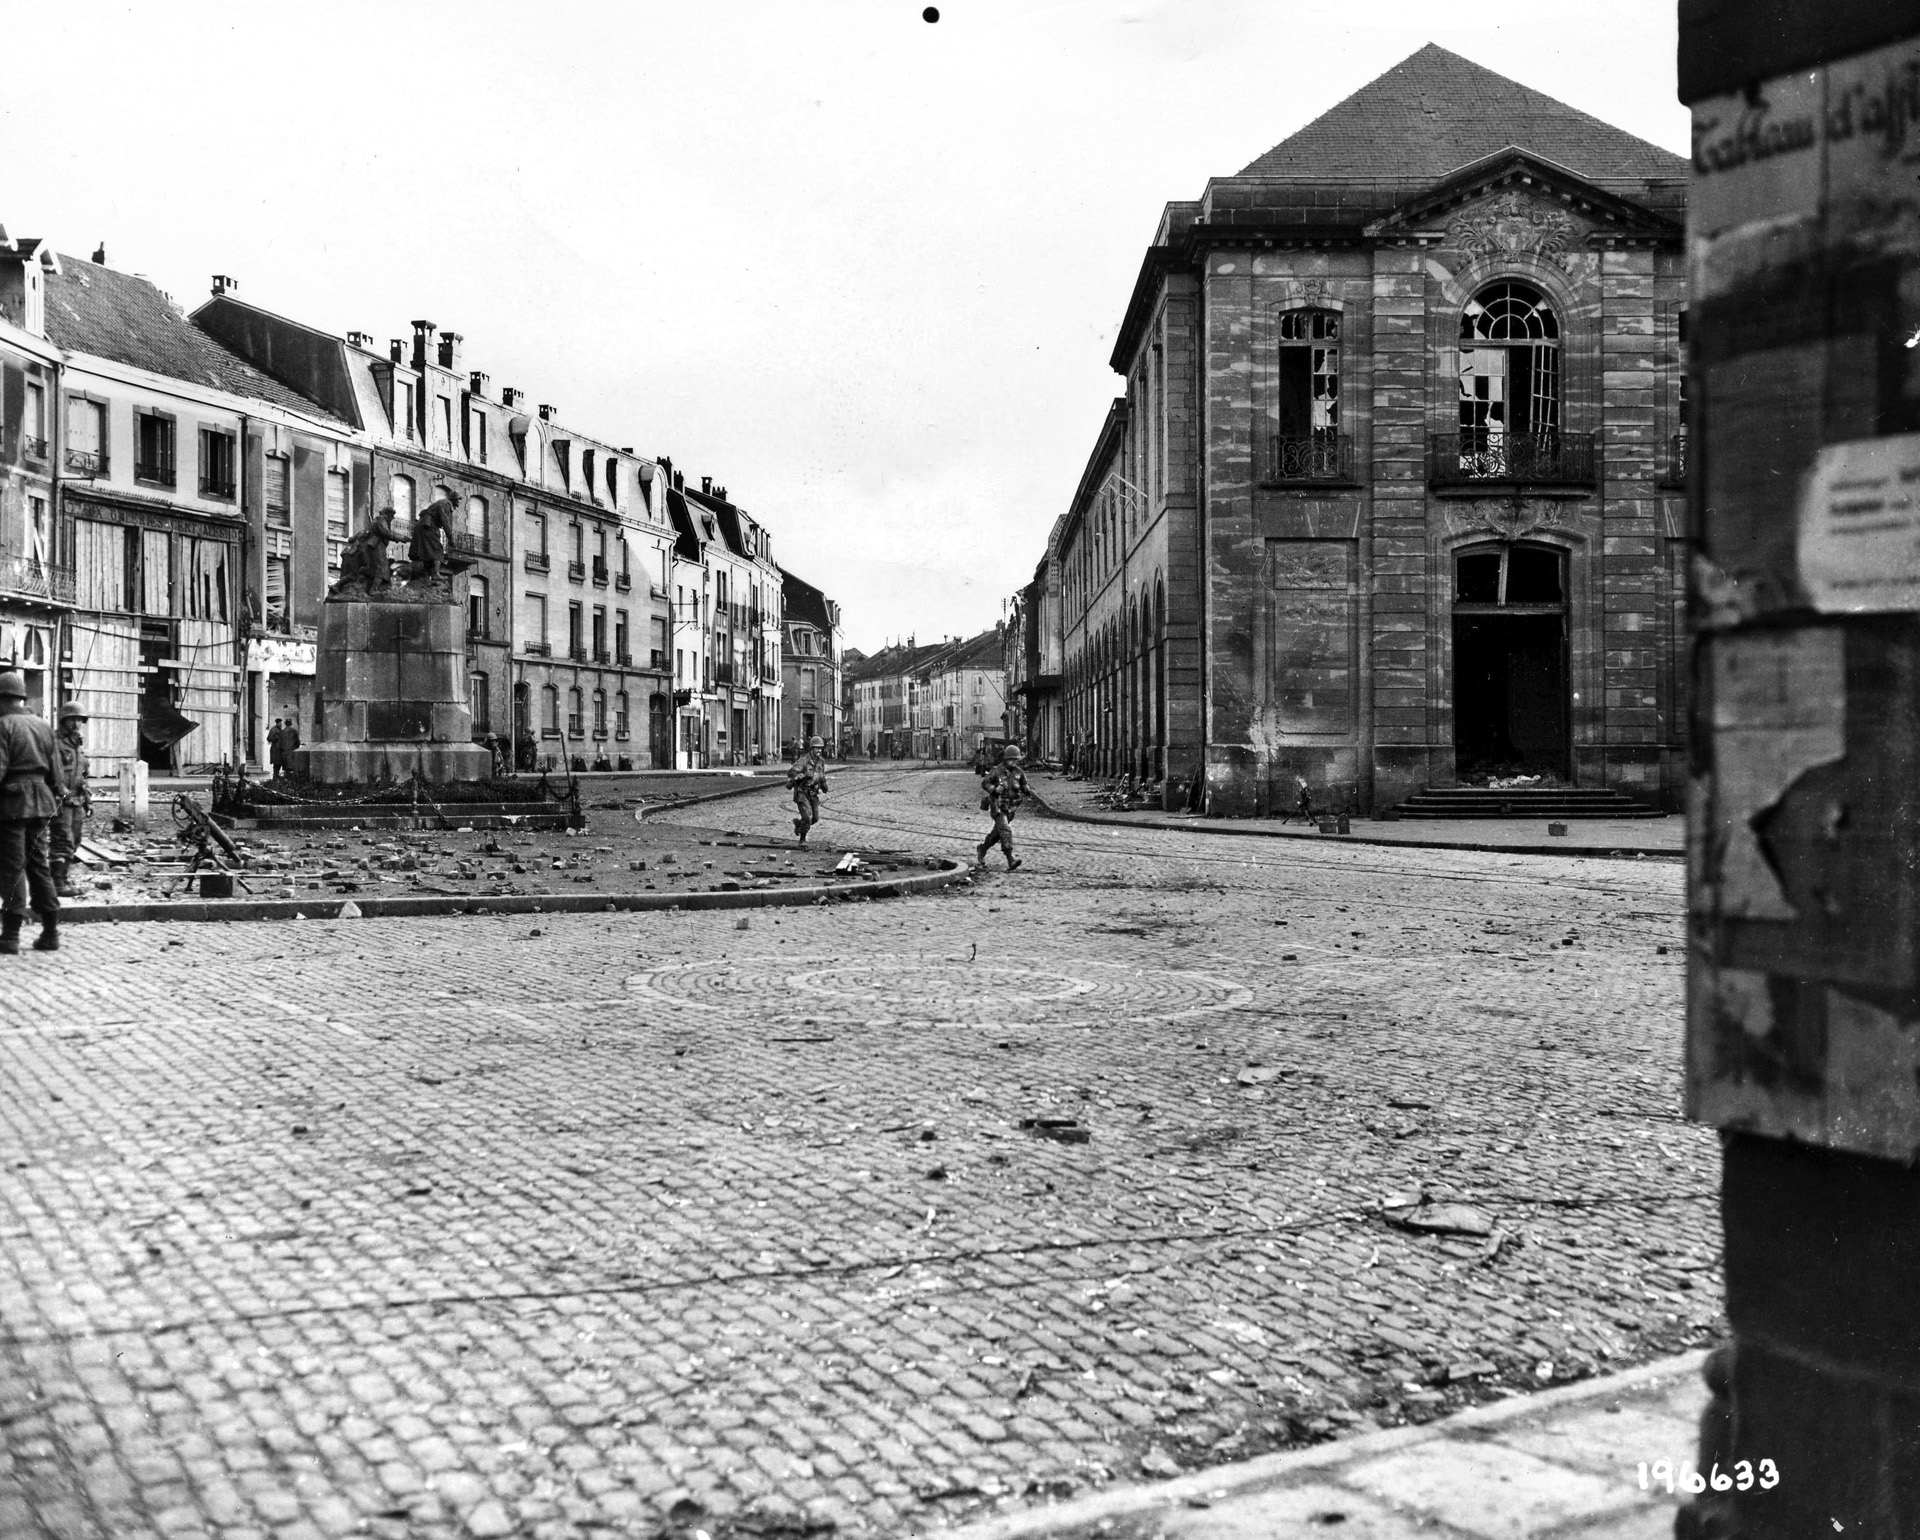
468,370 -> 490,397
537,403 -> 556,422
211,274 -> 237,296
716,486 -> 727,502
620,446 -> 634,454
500,386 -> 523,409
389,339 -> 405,364
700,476 -> 712,495
437,330 -> 462,373
410,319 -> 435,370
91,244 -> 106,265
658,455 -> 673,478
674,470 -> 684,491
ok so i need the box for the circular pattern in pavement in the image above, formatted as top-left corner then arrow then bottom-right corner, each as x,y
626,952 -> 1253,1029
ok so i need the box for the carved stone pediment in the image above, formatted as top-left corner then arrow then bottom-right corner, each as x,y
1444,498 -> 1567,541
1444,190 -> 1581,272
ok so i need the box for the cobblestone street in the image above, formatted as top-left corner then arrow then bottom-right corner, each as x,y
0,768 -> 1719,1539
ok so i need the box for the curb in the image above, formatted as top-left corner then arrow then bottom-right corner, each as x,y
927,1350 -> 1710,1539
1025,787 -> 1682,862
53,858 -> 970,927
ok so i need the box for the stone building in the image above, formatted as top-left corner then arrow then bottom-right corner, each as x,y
0,238 -> 66,721
778,568 -> 842,756
1029,46 -> 1690,813
909,627 -> 1007,762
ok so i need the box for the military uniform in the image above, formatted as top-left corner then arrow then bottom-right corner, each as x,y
788,738 -> 829,846
49,703 -> 90,898
0,671 -> 65,953
975,752 -> 1028,871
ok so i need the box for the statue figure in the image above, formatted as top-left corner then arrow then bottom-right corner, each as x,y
327,507 -> 399,598
403,496 -> 457,585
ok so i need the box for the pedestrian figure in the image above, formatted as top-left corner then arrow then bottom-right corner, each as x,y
789,734 -> 829,847
974,744 -> 1027,872
0,670 -> 65,954
49,702 -> 90,899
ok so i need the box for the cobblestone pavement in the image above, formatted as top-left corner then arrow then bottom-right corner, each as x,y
0,767 -> 1719,1539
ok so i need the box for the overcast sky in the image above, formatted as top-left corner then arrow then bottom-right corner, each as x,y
2,1 -> 1689,654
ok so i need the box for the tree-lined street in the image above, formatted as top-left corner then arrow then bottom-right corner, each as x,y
0,771 -> 1715,1539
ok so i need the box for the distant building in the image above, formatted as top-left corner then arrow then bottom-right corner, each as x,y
838,646 -> 865,755
1018,46 -> 1689,812
778,567 -> 842,756
910,626 -> 1007,761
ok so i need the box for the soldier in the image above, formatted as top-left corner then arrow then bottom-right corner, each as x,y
788,734 -> 829,847
0,670 -> 65,954
974,743 -> 1028,873
50,701 -> 90,899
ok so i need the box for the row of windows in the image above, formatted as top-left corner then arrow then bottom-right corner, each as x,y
517,594 -> 669,661
390,378 -> 630,511
527,684 -> 644,739
54,394 -> 242,502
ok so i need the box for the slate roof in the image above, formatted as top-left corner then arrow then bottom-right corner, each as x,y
1236,45 -> 1688,185
780,568 -> 834,633
44,258 -> 347,421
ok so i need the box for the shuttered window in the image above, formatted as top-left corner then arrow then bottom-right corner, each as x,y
325,472 -> 348,575
265,455 -> 291,526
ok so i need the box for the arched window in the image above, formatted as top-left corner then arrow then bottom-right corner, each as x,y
542,684 -> 560,735
390,474 -> 415,529
1458,281 -> 1560,454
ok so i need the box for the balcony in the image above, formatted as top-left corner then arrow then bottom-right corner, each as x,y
22,436 -> 47,462
64,448 -> 107,478
134,459 -> 176,488
591,558 -> 609,587
568,559 -> 587,582
0,554 -> 75,605
1430,429 -> 1596,488
614,572 -> 632,592
525,551 -> 550,573
649,649 -> 668,671
200,475 -> 236,501
569,643 -> 589,662
1662,433 -> 1688,488
523,641 -> 552,657
592,648 -> 610,665
615,648 -> 633,667
451,529 -> 490,559
1263,432 -> 1356,485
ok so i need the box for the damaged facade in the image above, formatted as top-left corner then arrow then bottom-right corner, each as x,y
1016,46 -> 1690,813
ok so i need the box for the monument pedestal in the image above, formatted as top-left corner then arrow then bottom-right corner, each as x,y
292,597 -> 490,785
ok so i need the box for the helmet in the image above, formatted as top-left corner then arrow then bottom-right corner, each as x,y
1003,744 -> 1024,761
0,670 -> 25,701
58,700 -> 88,723
809,736 -> 823,748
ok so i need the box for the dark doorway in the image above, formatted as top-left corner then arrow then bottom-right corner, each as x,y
1452,543 -> 1569,782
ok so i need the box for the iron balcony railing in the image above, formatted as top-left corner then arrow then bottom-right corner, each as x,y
591,558 -> 609,587
569,643 -> 589,662
1664,433 -> 1688,487
524,641 -> 552,657
649,649 -> 668,671
451,529 -> 490,557
615,648 -> 633,667
614,572 -> 632,592
64,448 -> 107,478
525,551 -> 550,573
568,559 -> 587,581
200,474 -> 236,500
134,458 -> 176,487
0,554 -> 75,605
1264,432 -> 1355,484
1430,429 -> 1596,486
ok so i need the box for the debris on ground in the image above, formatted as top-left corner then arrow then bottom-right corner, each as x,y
1020,1116 -> 1091,1144
1382,1195 -> 1496,1237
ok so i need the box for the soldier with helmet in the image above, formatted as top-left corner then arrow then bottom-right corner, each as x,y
974,743 -> 1028,873
788,734 -> 829,848
50,701 -> 91,898
0,670 -> 65,954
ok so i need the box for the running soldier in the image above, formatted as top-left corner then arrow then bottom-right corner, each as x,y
788,735 -> 829,847
974,744 -> 1027,872
50,702 -> 90,898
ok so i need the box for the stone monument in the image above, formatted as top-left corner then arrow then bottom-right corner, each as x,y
292,500 -> 491,785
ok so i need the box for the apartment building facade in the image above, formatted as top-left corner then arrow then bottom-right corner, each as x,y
778,567 -> 842,756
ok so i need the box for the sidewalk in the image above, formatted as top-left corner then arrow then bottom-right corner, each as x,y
934,1351 -> 1708,1540
1031,779 -> 1684,860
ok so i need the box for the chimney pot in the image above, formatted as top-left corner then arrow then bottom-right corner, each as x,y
91,244 -> 106,265
538,404 -> 556,421
437,330 -> 463,371
701,476 -> 712,495
389,339 -> 405,364
501,386 -> 522,409
468,370 -> 490,395
620,446 -> 634,455
346,330 -> 374,349
211,274 -> 237,296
